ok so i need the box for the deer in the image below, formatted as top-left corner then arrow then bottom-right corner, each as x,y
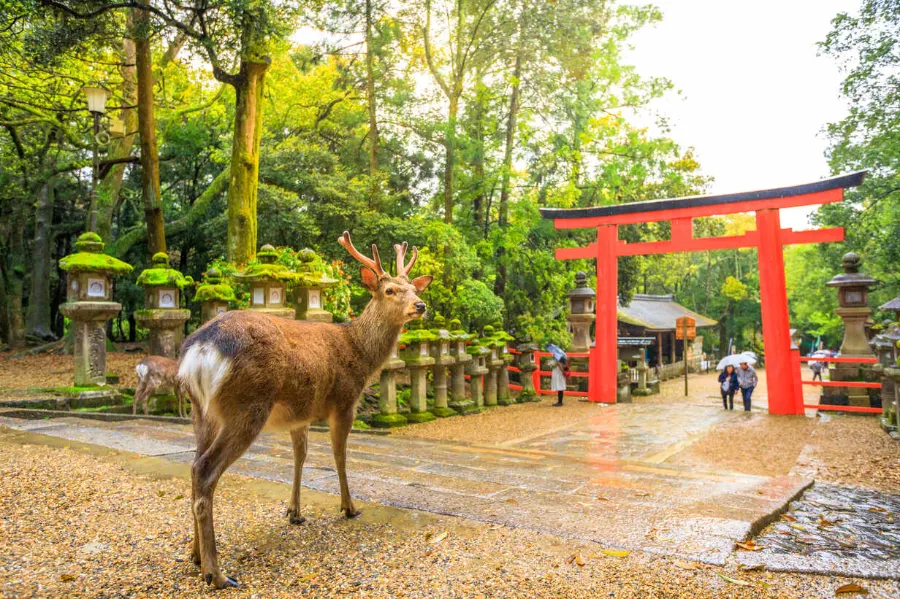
177,232 -> 432,589
134,356 -> 188,418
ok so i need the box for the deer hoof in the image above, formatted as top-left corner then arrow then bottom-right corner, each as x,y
206,573 -> 240,589
343,508 -> 362,519
190,551 -> 201,566
285,508 -> 307,525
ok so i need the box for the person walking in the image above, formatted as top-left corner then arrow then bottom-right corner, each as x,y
549,356 -> 569,407
737,361 -> 758,411
810,360 -> 824,382
718,364 -> 738,410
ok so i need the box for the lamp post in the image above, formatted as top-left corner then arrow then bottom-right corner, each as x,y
82,87 -> 108,234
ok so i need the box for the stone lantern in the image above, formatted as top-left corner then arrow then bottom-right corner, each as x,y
135,252 -> 192,358
233,244 -> 296,319
58,232 -> 133,386
480,326 -> 504,407
825,252 -> 881,407
372,337 -> 408,428
447,319 -> 476,415
878,297 -> 900,323
515,339 -> 540,402
567,271 -> 595,352
465,336 -> 490,410
399,321 -> 437,423
870,324 -> 900,418
294,248 -> 338,322
194,267 -> 236,324
488,326 -> 516,406
428,315 -> 457,417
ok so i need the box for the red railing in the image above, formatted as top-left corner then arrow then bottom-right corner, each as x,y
796,353 -> 882,414
508,349 -> 591,397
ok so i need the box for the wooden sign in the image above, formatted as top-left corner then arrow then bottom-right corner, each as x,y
675,316 -> 696,340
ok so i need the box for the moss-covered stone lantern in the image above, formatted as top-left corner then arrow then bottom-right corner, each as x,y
447,319 -> 476,415
399,321 -> 437,423
515,339 -> 540,402
567,271 -> 595,352
489,326 -> 516,406
233,244 -> 296,319
135,252 -> 192,358
465,335 -> 490,410
58,232 -> 133,386
194,267 -> 236,323
480,325 -> 504,407
372,336 -> 408,428
428,315 -> 456,417
294,248 -> 338,322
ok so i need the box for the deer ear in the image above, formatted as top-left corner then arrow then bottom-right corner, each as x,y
410,275 -> 433,292
360,267 -> 379,292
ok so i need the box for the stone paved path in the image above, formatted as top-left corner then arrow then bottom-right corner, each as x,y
0,401 -> 811,567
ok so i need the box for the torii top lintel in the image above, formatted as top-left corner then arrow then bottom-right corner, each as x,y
541,172 -> 865,260
540,171 -> 866,228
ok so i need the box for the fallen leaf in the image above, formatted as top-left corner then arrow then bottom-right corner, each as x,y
596,496 -> 609,501
835,583 -> 867,595
157,490 -> 165,497
717,573 -> 751,586
601,549 -> 630,558
675,560 -> 702,570
59,574 -> 76,582
174,494 -> 184,501
504,498 -> 518,505
427,531 -> 448,544
867,507 -> 886,513
634,492 -> 650,497
780,514 -> 797,522
739,564 -> 764,572
735,540 -> 762,551
818,515 -> 839,527
790,523 -> 807,532
574,552 -> 585,567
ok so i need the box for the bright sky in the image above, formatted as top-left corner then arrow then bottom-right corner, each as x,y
624,0 -> 858,229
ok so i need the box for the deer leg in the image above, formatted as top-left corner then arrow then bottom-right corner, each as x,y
133,381 -> 148,416
328,411 -> 360,518
192,420 -> 262,589
286,425 -> 309,525
189,410 -> 217,567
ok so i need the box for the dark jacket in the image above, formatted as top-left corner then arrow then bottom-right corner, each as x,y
718,370 -> 739,394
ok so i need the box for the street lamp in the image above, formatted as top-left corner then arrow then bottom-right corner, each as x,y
82,86 -> 108,234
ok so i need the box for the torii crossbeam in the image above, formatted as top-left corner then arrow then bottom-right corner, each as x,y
540,171 -> 866,415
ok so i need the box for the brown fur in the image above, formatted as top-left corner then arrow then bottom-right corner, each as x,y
180,233 -> 431,589
134,356 -> 187,417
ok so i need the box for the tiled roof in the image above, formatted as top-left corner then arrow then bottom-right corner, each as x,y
618,294 -> 717,331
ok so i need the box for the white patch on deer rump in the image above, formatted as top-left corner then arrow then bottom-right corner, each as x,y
135,362 -> 149,380
178,343 -> 231,415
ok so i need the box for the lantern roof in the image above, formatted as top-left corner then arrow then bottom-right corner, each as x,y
878,297 -> 900,312
566,271 -> 596,298
195,267 -> 237,302
447,318 -> 471,341
295,248 -> 339,287
136,252 -> 193,289
234,244 -> 301,283
58,232 -> 133,275
826,252 -> 880,288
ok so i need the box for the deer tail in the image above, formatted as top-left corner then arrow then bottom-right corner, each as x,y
178,343 -> 231,418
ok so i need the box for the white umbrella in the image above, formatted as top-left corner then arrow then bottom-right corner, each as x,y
716,353 -> 757,370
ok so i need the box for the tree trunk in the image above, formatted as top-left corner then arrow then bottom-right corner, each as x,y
365,0 -> 379,179
494,54 -> 522,297
135,8 -> 167,257
227,61 -> 269,264
472,81 -> 486,231
97,33 -> 137,241
442,93 -> 459,224
6,206 -> 26,348
25,181 -> 55,340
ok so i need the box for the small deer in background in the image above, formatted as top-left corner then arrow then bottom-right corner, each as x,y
134,356 -> 188,418
178,232 -> 432,589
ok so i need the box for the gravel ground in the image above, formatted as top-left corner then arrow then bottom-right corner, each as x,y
0,350 -> 146,393
2,434 -> 898,599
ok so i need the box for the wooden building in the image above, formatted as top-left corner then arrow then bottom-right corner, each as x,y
617,294 -> 717,367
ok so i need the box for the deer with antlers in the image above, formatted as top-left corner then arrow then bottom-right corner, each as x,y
177,232 -> 431,589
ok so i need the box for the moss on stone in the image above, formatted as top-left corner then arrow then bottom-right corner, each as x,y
399,329 -> 438,344
195,283 -> 236,302
405,411 -> 436,424
431,406 -> 458,418
136,254 -> 192,289
371,413 -> 409,428
58,250 -> 133,275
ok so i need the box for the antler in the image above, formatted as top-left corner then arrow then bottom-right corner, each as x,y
393,241 -> 418,277
338,231 -> 386,277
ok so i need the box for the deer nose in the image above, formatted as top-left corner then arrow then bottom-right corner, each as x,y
415,302 -> 426,314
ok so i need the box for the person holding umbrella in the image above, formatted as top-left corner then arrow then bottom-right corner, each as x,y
545,343 -> 570,407
737,360 -> 758,411
718,364 -> 738,410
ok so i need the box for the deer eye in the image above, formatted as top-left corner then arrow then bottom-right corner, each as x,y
385,287 -> 396,296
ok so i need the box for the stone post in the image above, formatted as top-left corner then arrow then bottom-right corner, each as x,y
886,367 -> 900,433
481,326 -> 502,407
466,341 -> 490,410
233,244 -> 297,319
400,323 -> 437,423
825,252 -> 881,408
448,319 -> 476,414
516,340 -> 540,402
428,316 -> 457,417
634,362 -> 650,396
372,339 -> 408,428
58,232 -> 133,386
294,249 -> 338,322
194,267 -> 235,324
489,327 -> 516,406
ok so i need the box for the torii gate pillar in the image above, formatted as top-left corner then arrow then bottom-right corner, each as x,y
591,224 -> 619,404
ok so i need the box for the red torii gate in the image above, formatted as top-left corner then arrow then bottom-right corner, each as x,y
540,171 -> 866,415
